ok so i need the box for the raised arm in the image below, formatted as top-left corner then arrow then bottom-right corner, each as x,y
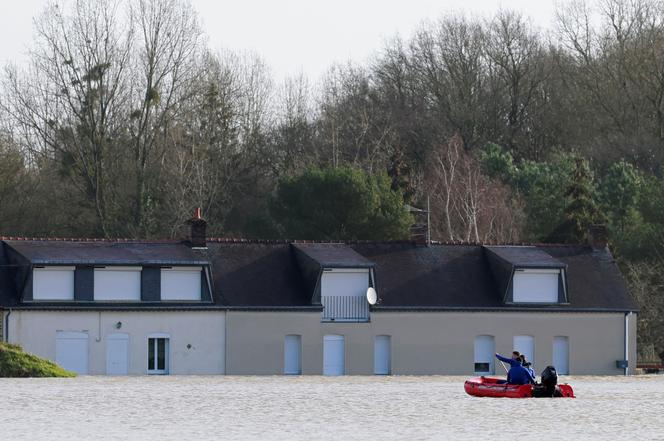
495,353 -> 517,366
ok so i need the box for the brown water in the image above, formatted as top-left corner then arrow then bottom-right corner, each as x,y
1,376 -> 663,440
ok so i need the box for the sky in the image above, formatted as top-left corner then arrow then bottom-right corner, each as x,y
0,0 -> 558,82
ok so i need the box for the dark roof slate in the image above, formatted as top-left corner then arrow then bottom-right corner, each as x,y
291,243 -> 374,268
204,242 -> 309,307
351,243 -> 502,308
0,239 -> 637,312
3,240 -> 209,266
484,246 -> 566,268
543,245 -> 637,310
0,242 -> 19,307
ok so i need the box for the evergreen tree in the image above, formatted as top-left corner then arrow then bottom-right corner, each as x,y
547,156 -> 603,243
271,167 -> 413,240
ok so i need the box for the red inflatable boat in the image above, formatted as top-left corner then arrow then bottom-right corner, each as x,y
464,376 -> 575,398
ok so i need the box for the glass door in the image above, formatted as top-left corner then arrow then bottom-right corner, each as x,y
147,337 -> 169,374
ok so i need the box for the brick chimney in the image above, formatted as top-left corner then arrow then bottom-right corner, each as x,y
183,207 -> 207,248
588,224 -> 608,249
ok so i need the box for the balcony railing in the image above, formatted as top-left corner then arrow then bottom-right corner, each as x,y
321,295 -> 369,322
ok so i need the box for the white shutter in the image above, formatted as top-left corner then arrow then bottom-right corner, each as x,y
160,267 -> 202,301
514,335 -> 535,365
321,269 -> 369,297
553,336 -> 570,375
284,335 -> 302,375
323,335 -> 345,376
374,335 -> 391,375
56,331 -> 89,374
94,267 -> 141,301
106,333 -> 129,375
474,335 -> 495,374
33,267 -> 75,300
513,269 -> 559,303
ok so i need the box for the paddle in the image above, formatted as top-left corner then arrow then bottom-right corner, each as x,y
498,360 -> 509,374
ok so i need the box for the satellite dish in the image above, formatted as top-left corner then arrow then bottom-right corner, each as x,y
366,287 -> 377,305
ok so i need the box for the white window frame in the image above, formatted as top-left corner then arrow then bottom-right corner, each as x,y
93,266 -> 142,301
160,266 -> 202,301
33,266 -> 75,301
147,333 -> 170,375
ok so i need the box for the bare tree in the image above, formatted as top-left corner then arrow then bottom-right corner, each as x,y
127,0 -> 203,235
485,10 -> 548,156
317,63 -> 393,173
425,135 -> 523,243
556,0 -> 664,166
1,0 -> 132,236
409,16 -> 487,150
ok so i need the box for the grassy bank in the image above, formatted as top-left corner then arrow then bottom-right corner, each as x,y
0,343 -> 76,377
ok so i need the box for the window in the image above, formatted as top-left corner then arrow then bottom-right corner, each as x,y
474,335 -> 495,374
513,335 -> 535,366
374,335 -> 391,375
323,335 -> 345,376
321,269 -> 370,322
512,269 -> 560,303
553,336 -> 569,375
33,267 -> 75,300
160,267 -> 202,301
147,336 -> 169,374
284,335 -> 302,375
55,331 -> 89,374
94,267 -> 141,301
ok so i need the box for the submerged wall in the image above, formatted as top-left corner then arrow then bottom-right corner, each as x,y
226,310 -> 636,375
7,310 -> 225,375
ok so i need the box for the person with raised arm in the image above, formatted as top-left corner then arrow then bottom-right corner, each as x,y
495,351 -> 532,385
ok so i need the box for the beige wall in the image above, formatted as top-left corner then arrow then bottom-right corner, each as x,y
227,310 -> 637,375
7,310 -> 225,375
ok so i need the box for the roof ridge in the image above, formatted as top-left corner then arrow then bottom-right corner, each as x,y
0,236 -> 182,244
1,235 -> 590,248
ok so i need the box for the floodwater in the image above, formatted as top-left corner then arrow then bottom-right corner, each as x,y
1,376 -> 663,440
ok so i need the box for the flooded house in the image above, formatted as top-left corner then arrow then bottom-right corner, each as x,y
0,215 -> 637,376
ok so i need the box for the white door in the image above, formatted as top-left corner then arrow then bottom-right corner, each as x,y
323,335 -> 345,376
553,336 -> 569,375
513,335 -> 535,365
56,331 -> 89,375
284,335 -> 302,375
474,335 -> 495,374
106,333 -> 129,375
374,335 -> 391,375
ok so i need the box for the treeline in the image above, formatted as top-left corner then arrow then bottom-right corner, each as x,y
1,0 -> 664,359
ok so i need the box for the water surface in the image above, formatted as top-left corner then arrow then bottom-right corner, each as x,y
1,375 -> 662,440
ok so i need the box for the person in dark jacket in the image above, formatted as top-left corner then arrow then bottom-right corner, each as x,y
495,352 -> 532,385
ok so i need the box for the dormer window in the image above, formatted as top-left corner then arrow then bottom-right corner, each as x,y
94,266 -> 142,301
513,269 -> 563,303
33,266 -> 75,300
484,246 -> 568,305
160,266 -> 202,301
321,268 -> 370,322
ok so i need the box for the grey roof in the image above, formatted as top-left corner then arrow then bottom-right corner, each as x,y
204,242 -> 310,307
544,245 -> 635,310
3,240 -> 209,266
291,243 -> 374,268
484,246 -> 566,268
0,242 -> 19,307
352,243 -> 502,308
0,239 -> 637,312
